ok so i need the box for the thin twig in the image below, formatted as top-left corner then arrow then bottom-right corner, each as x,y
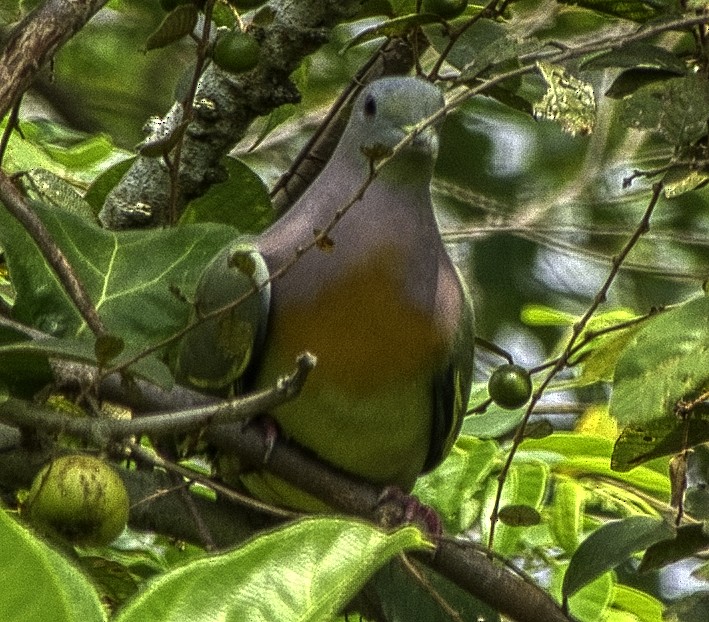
126,440 -> 295,519
0,97 -> 21,167
487,182 -> 665,551
164,0 -> 216,225
0,170 -> 106,336
0,353 -> 315,440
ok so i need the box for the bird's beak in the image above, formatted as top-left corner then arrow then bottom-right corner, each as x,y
403,123 -> 440,155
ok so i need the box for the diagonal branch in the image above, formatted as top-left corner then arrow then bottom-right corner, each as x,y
0,0 -> 110,119
0,171 -> 106,336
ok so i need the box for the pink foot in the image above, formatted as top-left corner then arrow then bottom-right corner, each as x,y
375,487 -> 442,536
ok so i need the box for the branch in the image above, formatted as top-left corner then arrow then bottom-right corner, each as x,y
0,171 -> 106,336
487,183 -> 665,549
0,0 -> 109,119
98,0 -> 366,229
0,353 -> 315,441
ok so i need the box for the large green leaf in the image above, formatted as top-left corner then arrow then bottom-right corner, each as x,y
115,517 -> 429,622
0,201 -> 238,382
0,507 -> 106,622
610,296 -> 709,426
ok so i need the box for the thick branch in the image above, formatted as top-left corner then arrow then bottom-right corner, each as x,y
99,0 -> 365,229
0,353 -> 315,441
0,0 -> 109,119
204,422 -> 574,622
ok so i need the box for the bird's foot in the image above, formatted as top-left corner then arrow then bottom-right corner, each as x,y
375,487 -> 442,537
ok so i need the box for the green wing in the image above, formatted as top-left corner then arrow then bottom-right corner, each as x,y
175,240 -> 270,394
426,280 -> 474,472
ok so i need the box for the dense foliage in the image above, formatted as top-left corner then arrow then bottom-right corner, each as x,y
1,1 -> 709,621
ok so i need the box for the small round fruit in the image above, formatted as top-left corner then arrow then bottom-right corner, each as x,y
488,364 -> 533,410
422,0 -> 468,19
212,30 -> 260,75
24,454 -> 129,546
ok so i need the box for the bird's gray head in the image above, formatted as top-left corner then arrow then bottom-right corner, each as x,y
343,77 -> 445,168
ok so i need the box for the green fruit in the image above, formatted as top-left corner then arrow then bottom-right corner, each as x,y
212,30 -> 260,75
488,364 -> 533,410
422,0 -> 468,19
24,454 -> 129,546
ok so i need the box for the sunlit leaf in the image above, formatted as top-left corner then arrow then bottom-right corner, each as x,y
0,508 -> 107,622
610,296 -> 709,426
114,518 -> 428,622
533,62 -> 596,136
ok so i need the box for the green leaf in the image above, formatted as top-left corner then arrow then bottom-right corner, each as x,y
414,435 -> 498,533
611,418 -> 709,472
552,563 -> 615,622
498,504 -> 541,527
368,558 -> 500,622
179,158 -> 275,233
521,433 -> 671,498
0,118 -> 128,185
605,68 -> 686,99
639,523 -> 709,573
144,4 -> 198,52
562,516 -> 674,600
342,13 -> 441,52
582,43 -> 686,74
610,296 -> 709,426
520,303 -> 577,326
556,0 -> 675,22
0,200 -> 237,382
115,518 -> 429,622
662,163 -> 709,199
549,478 -> 585,554
0,336 -> 173,388
611,585 -> 664,622
620,75 -> 709,145
425,17 -> 517,75
0,508 -> 106,622
19,169 -> 97,222
94,333 -> 125,367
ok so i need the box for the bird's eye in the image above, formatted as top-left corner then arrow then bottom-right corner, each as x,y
363,93 -> 377,117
